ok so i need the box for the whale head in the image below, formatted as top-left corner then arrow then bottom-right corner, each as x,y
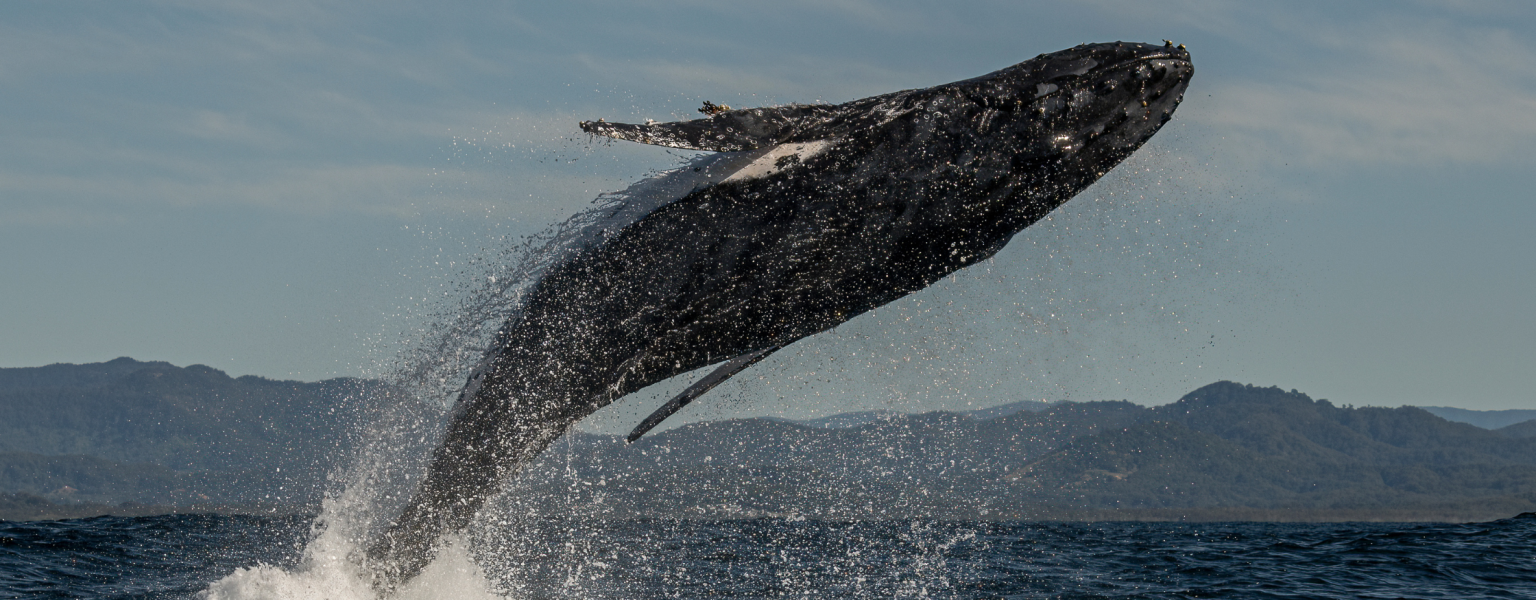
990,41 -> 1193,168
574,40 -> 1194,289
875,41 -> 1193,197
580,41 -> 1191,188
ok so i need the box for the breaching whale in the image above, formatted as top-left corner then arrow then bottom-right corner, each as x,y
366,41 -> 1193,588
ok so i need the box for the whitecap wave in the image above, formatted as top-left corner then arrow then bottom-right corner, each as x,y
201,535 -> 499,600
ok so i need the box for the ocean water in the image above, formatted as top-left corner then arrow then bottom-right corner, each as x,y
2,513 -> 1533,599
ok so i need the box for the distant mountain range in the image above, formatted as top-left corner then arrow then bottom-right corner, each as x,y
1418,406 -> 1536,431
1,359 -> 1533,521
0,357 -> 382,514
762,398 -> 1056,429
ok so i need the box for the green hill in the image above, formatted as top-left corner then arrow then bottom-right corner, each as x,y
1498,419 -> 1536,439
0,358 -> 382,510
3,359 -> 1531,522
496,383 -> 1536,521
1002,383 -> 1536,520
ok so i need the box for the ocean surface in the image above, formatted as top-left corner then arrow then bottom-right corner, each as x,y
2,513 -> 1533,599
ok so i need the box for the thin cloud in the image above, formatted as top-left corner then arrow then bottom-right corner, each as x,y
1190,9 -> 1536,166
175,110 -> 288,148
0,163 -> 466,220
572,52 -> 934,113
1070,1 -> 1536,167
568,0 -> 945,35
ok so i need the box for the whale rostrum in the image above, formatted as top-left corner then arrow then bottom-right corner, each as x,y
365,41 -> 1193,589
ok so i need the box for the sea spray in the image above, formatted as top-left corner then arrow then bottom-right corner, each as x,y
11,515 -> 1534,599
208,41 -> 1211,594
200,534 -> 496,600
194,163 -> 684,598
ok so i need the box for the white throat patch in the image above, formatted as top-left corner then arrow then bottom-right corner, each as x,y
722,140 -> 837,184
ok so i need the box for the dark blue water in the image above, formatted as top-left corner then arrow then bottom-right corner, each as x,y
2,513 -> 1533,599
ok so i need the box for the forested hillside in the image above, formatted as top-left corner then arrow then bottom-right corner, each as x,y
495,383 -> 1536,522
3,360 -> 1531,522
0,358 -> 380,509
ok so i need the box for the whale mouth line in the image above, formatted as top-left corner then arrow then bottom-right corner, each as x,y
1088,53 -> 1193,81
1133,52 -> 1191,64
1103,55 -> 1193,77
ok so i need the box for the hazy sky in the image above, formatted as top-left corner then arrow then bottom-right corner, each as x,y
2,1 -> 1533,422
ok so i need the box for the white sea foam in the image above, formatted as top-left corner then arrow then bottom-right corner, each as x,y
199,426 -> 511,599
201,530 -> 499,600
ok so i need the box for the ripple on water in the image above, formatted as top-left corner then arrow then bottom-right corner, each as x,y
2,513 -> 1534,599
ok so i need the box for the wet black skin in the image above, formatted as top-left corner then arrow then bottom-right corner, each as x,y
366,41 -> 1192,588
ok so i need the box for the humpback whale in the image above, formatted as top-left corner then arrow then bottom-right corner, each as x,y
366,41 -> 1193,588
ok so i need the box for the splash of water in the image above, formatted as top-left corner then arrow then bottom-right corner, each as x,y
194,101 -> 1244,597
198,152 -> 729,599
200,532 -> 496,600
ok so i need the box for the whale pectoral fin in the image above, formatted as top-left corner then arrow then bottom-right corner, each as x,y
626,345 -> 781,442
581,104 -> 838,152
